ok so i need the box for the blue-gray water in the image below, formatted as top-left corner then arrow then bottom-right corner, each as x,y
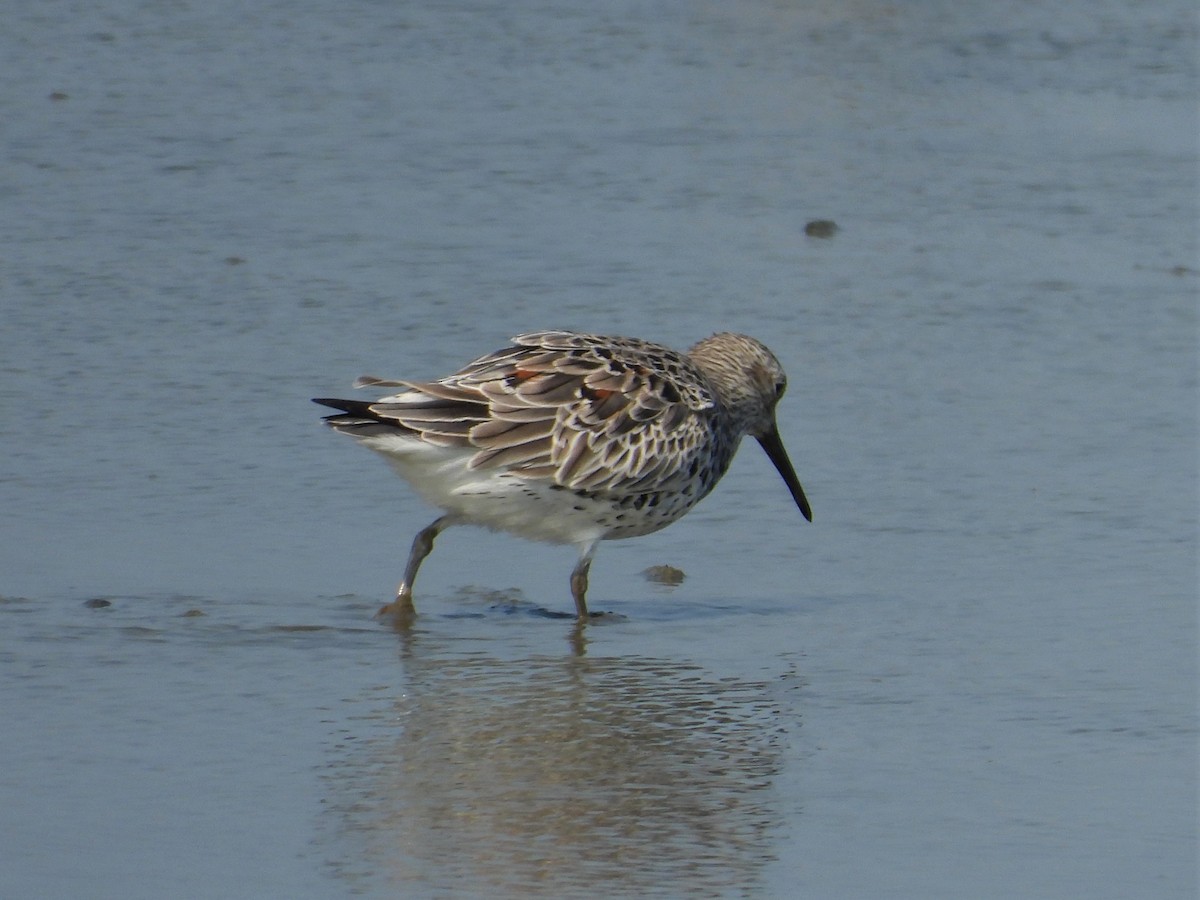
2,1 -> 1196,897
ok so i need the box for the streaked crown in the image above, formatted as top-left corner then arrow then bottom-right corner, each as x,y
687,333 -> 788,437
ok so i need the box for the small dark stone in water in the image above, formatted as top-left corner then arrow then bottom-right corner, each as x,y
804,219 -> 839,238
83,598 -> 112,609
642,564 -> 686,586
49,91 -> 69,102
179,608 -> 205,617
224,256 -> 246,266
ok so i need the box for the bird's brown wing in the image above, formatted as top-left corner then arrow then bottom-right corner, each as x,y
351,331 -> 722,493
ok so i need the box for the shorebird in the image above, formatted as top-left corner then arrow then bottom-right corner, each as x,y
314,331 -> 811,620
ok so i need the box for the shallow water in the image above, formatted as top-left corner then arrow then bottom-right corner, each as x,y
2,1 -> 1196,897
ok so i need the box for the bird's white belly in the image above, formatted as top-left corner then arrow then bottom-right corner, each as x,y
359,434 -> 677,545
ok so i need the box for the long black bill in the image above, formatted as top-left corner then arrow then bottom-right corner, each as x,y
756,425 -> 813,522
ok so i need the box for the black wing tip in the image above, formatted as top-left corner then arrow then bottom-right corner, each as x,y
313,397 -> 382,427
313,398 -> 410,437
313,397 -> 356,412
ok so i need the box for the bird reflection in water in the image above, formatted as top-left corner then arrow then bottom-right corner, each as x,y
319,611 -> 789,897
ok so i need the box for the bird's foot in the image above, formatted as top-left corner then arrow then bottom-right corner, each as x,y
375,593 -> 416,625
582,609 -> 626,623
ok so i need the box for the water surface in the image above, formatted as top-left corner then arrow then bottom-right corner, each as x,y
2,1 -> 1195,897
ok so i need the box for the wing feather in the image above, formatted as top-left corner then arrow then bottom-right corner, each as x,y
334,332 -> 728,494
469,418 -> 556,447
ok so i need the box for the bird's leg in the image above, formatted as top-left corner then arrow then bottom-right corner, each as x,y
569,541 -> 599,621
377,514 -> 457,619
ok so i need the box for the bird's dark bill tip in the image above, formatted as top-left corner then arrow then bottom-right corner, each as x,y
757,428 -> 812,522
